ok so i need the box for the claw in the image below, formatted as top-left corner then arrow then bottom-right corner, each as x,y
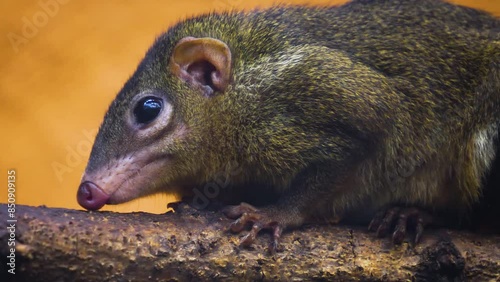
269,225 -> 283,254
368,209 -> 385,231
223,202 -> 285,252
376,207 -> 400,237
223,202 -> 258,219
229,212 -> 258,232
369,206 -> 431,244
392,213 -> 407,244
415,213 -> 426,244
240,222 -> 263,246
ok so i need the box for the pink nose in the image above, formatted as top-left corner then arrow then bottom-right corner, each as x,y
77,181 -> 109,210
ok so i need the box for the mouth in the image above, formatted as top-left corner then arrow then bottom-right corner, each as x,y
77,153 -> 170,210
106,157 -> 170,204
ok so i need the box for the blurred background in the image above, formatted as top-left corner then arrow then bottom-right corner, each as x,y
1,0 -> 499,214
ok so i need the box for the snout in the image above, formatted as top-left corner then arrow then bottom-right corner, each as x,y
77,181 -> 110,210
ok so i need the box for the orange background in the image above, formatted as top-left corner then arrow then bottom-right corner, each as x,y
1,0 -> 499,214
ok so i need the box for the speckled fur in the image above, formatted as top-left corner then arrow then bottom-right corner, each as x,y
87,0 -> 499,226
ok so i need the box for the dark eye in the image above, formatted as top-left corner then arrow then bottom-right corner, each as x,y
133,96 -> 163,124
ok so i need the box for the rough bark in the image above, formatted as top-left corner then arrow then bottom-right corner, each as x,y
0,204 -> 498,282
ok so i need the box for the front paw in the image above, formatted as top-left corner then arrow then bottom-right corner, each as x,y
223,202 -> 286,253
368,206 -> 432,244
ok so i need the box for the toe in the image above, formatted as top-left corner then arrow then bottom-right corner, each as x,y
392,213 -> 408,244
223,202 -> 259,219
230,212 -> 258,233
376,207 -> 400,237
368,209 -> 386,231
268,224 -> 283,254
240,222 -> 263,247
415,214 -> 426,244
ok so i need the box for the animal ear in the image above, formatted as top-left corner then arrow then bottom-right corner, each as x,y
169,37 -> 232,96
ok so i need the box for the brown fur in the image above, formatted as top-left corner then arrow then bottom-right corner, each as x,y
81,0 -> 499,232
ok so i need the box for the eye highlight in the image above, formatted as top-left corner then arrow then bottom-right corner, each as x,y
133,96 -> 163,125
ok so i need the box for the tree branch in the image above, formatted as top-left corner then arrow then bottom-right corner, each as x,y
0,204 -> 499,281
